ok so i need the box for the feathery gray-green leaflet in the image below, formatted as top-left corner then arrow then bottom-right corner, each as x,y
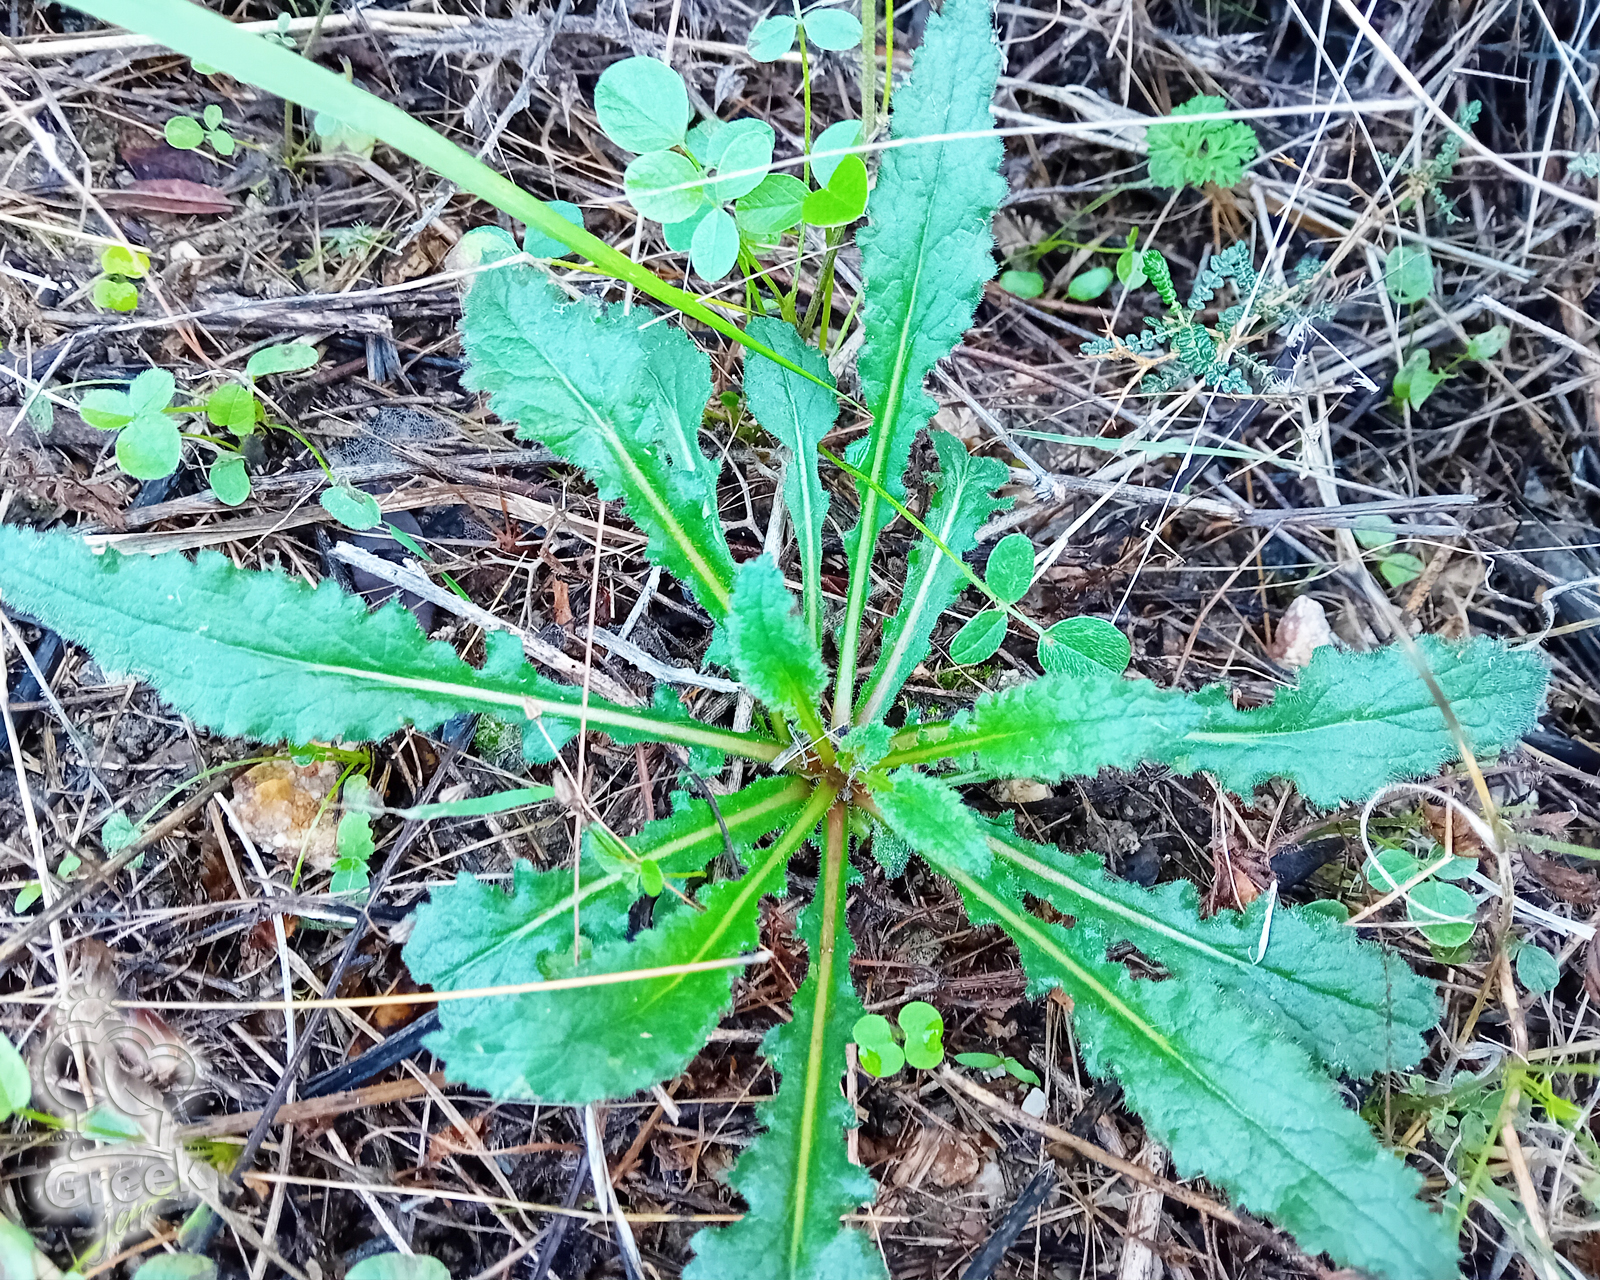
0,1 -> 1553,1277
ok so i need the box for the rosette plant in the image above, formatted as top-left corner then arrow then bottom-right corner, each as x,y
0,1 -> 1548,1276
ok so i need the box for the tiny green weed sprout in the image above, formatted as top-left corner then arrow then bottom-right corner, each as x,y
954,1051 -> 1042,1087
747,2 -> 864,60
79,368 -> 181,479
165,103 -> 235,156
1084,242 -> 1327,394
1146,94 -> 1259,190
91,244 -> 148,312
7,2 -> 1557,1277
1380,99 -> 1481,223
1353,516 -> 1426,587
1116,226 -> 1146,287
998,267 -> 1045,298
1384,243 -> 1434,304
331,775 -> 377,897
1066,265 -> 1113,301
1390,324 -> 1508,411
852,1001 -> 945,1077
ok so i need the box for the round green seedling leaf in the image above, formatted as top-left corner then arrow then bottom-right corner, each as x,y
1407,879 -> 1477,949
521,200 -> 587,258
998,269 -> 1044,299
1116,227 -> 1144,286
897,1001 -> 944,1070
205,383 -> 258,433
735,174 -> 807,238
1067,265 -> 1114,301
115,414 -> 182,480
950,610 -> 1007,664
208,129 -> 236,158
345,1257 -> 449,1280
984,533 -> 1035,604
954,1051 -> 1005,1071
810,119 -> 861,186
1351,514 -> 1398,550
128,368 -> 177,415
803,7 -> 863,49
1383,244 -> 1433,304
321,484 -> 383,531
102,812 -> 140,851
1516,942 -> 1560,994
624,149 -> 706,223
1038,617 -> 1132,676
690,207 -> 741,282
209,455 -> 250,506
594,56 -> 691,153
246,342 -> 320,378
164,115 -> 205,150
747,14 -> 799,60
14,883 -> 40,912
1378,551 -> 1425,588
0,1030 -> 31,1121
101,245 -> 150,278
1364,847 -> 1426,892
638,859 -> 665,897
137,1257 -> 220,1280
78,388 -> 135,431
93,276 -> 139,312
1299,898 -> 1351,923
705,118 -> 775,201
202,104 -> 223,130
664,204 -> 713,253
852,1014 -> 905,1078
1465,324 -> 1509,361
801,153 -> 868,227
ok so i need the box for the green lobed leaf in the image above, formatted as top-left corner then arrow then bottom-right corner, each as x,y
0,528 -> 773,763
164,114 -> 205,149
982,827 -> 1438,1077
728,557 -> 827,731
887,665 -> 1202,779
461,261 -> 738,619
419,782 -> 833,1104
345,1257 -> 449,1280
686,821 -> 885,1280
101,244 -> 150,278
855,432 -> 1009,722
205,383 -> 257,433
1146,95 -> 1259,190
998,268 -> 1044,298
900,809 -> 1458,1280
1163,637 -> 1547,808
743,316 -> 839,645
838,0 -> 1006,700
320,484 -> 382,531
1516,943 -> 1560,994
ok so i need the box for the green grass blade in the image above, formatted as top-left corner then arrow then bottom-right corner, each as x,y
62,0 -> 828,392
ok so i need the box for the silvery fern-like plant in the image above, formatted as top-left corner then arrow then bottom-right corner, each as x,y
0,2 -> 1549,1276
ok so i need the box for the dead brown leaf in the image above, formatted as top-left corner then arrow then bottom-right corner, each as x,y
98,179 -> 234,215
1522,850 -> 1600,906
892,1126 -> 982,1191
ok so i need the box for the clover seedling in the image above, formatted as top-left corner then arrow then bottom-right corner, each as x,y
91,244 -> 149,313
1391,324 -> 1508,412
1364,846 -> 1479,950
79,368 -> 182,479
954,1052 -> 1042,1086
1147,95 -> 1258,190
165,104 -> 235,156
852,1002 -> 945,1077
747,2 -> 864,60
949,532 -> 1034,664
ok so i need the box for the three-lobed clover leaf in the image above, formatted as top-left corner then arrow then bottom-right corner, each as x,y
93,244 -> 150,312
1147,94 -> 1258,191
79,368 -> 183,481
